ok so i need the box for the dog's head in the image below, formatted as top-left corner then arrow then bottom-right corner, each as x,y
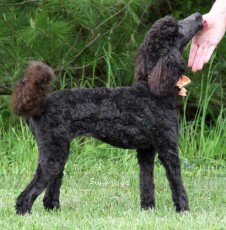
135,12 -> 203,96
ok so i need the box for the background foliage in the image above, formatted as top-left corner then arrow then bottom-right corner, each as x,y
0,0 -> 225,162
0,0 -> 217,87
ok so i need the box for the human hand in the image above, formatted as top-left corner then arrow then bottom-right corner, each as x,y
188,12 -> 226,72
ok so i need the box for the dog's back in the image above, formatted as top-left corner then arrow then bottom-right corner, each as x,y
25,76 -> 175,149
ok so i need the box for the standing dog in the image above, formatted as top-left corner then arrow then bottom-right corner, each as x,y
11,13 -> 203,215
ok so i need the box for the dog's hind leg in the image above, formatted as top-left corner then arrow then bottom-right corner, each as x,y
15,140 -> 69,215
43,169 -> 65,211
155,133 -> 189,212
137,147 -> 156,210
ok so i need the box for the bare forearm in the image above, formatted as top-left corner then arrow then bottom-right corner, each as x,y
211,0 -> 226,12
210,0 -> 226,25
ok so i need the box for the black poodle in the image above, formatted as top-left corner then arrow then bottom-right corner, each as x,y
11,13 -> 203,215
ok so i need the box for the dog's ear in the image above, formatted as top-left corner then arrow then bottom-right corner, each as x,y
134,45 -> 146,81
148,50 -> 185,96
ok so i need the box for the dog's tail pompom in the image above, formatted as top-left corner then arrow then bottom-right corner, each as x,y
11,61 -> 54,117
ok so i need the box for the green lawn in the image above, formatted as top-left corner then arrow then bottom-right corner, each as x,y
0,143 -> 225,230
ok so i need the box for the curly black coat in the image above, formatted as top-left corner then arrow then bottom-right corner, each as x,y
11,13 -> 203,215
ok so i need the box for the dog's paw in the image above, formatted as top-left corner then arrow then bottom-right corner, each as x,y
43,197 -> 60,211
141,201 -> 155,211
175,196 -> 189,212
16,198 -> 31,215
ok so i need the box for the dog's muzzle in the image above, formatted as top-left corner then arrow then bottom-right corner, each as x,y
178,12 -> 203,49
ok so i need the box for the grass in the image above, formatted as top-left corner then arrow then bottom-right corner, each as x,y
179,57 -> 226,163
0,149 -> 225,229
0,122 -> 226,229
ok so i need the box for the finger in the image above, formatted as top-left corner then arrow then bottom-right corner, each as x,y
196,47 -> 208,70
192,47 -> 204,72
204,46 -> 216,64
188,42 -> 198,67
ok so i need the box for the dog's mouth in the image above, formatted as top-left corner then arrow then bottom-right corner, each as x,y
178,12 -> 204,50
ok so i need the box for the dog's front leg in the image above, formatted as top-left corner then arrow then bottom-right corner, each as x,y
137,147 -> 156,210
157,145 -> 189,212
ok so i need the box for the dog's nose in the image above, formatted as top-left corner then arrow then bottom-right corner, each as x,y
194,12 -> 202,21
177,12 -> 203,51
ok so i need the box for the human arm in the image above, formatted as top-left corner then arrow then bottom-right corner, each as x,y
188,0 -> 226,72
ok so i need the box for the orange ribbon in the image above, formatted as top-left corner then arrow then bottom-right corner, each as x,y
176,75 -> 191,96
